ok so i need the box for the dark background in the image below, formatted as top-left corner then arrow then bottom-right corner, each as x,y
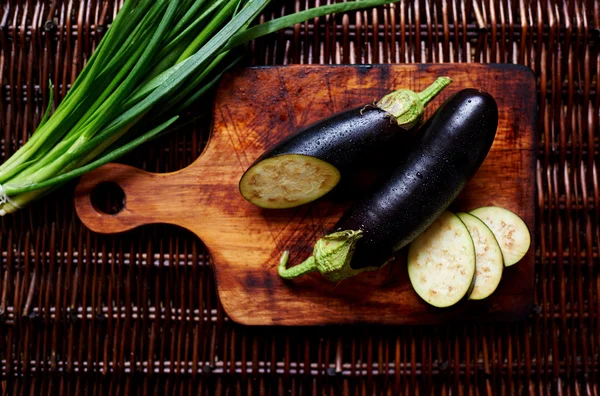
1,0 -> 599,394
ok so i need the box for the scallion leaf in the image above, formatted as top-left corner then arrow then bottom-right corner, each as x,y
0,0 -> 401,215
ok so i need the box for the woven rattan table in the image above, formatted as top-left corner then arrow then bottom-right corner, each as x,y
1,1 -> 599,394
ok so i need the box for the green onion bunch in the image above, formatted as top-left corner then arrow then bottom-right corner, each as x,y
0,0 -> 396,215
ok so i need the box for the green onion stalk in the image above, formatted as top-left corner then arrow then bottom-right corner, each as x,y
0,0 -> 399,215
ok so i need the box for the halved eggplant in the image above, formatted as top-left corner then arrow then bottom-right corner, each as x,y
239,77 -> 452,209
239,154 -> 340,209
456,212 -> 504,300
278,88 -> 499,282
407,211 -> 476,307
470,206 -> 531,266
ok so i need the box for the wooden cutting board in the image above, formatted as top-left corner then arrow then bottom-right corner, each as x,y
74,64 -> 537,326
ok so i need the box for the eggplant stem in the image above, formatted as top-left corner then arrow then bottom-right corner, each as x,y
277,230 -> 377,282
375,76 -> 452,130
278,251 -> 318,279
417,76 -> 453,106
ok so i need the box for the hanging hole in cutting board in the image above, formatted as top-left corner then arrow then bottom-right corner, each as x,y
90,182 -> 126,215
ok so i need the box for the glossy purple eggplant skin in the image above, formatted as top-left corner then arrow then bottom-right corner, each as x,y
251,106 -> 404,173
336,89 -> 499,270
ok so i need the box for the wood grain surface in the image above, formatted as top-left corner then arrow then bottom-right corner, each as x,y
74,64 -> 537,326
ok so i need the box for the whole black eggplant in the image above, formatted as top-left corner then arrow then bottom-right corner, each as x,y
239,77 -> 452,209
278,88 -> 499,282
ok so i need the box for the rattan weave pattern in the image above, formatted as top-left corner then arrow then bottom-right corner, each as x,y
1,0 -> 599,394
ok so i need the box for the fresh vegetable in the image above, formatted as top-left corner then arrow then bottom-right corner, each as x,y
470,206 -> 531,266
456,212 -> 504,300
407,211 -> 476,307
278,88 -> 499,282
0,0 -> 404,215
239,77 -> 452,209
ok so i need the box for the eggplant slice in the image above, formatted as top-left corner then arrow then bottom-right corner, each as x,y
456,212 -> 504,300
407,211 -> 476,308
470,206 -> 531,266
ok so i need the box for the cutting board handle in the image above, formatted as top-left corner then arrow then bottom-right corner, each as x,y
74,163 -> 190,234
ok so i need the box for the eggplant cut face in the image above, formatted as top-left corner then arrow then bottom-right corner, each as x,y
470,206 -> 531,267
408,211 -> 476,308
239,154 -> 341,209
456,212 -> 504,300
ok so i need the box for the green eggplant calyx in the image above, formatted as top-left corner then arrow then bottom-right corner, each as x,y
278,230 -> 380,282
376,76 -> 452,130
